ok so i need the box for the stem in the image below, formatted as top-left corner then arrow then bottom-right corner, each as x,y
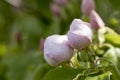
87,48 -> 96,68
88,45 -> 96,57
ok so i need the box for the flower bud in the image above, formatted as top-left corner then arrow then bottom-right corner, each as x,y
81,0 -> 95,16
44,35 -> 74,66
68,19 -> 93,49
90,10 -> 105,30
16,32 -> 22,44
50,3 -> 61,16
68,30 -> 92,49
69,19 -> 92,38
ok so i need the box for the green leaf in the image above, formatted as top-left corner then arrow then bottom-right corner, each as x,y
104,47 -> 118,65
104,27 -> 120,47
107,65 -> 120,80
115,48 -> 120,58
0,44 -> 6,56
43,67 -> 83,80
85,71 -> 112,80
3,50 -> 45,80
105,34 -> 120,47
109,0 -> 120,10
33,64 -> 54,80
98,27 -> 120,47
104,48 -> 120,80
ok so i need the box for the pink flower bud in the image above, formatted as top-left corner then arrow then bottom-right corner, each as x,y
68,30 -> 92,49
50,3 -> 61,16
15,32 -> 22,44
81,0 -> 95,16
70,19 -> 92,38
90,10 -> 105,30
44,35 -> 74,66
68,19 -> 93,49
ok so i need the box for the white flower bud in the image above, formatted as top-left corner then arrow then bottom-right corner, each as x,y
81,0 -> 95,16
68,30 -> 92,49
70,19 -> 93,38
68,19 -> 93,49
44,35 -> 74,66
90,10 -> 105,30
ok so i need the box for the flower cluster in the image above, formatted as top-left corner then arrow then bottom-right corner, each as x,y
43,0 -> 105,66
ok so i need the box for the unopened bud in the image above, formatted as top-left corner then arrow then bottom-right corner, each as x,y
90,10 -> 105,30
44,35 -> 74,66
16,32 -> 22,44
81,0 -> 95,16
69,19 -> 92,37
68,19 -> 93,49
50,3 -> 61,16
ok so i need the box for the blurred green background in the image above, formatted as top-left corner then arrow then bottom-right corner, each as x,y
0,0 -> 120,80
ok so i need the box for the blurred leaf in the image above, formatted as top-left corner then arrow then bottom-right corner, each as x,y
105,33 -> 120,47
109,0 -> 120,10
43,67 -> 83,80
0,63 -> 8,80
98,27 -> 120,47
10,12 -> 42,48
33,64 -> 54,80
0,63 -> 8,76
0,0 -> 14,42
107,65 -> 120,80
104,47 -> 118,65
115,48 -> 120,58
109,17 -> 119,27
104,48 -> 120,80
3,50 -> 45,80
108,11 -> 120,34
95,0 -> 112,23
0,44 -> 7,56
36,0 -> 52,19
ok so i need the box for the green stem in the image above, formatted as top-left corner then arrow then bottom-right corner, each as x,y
87,48 -> 96,68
